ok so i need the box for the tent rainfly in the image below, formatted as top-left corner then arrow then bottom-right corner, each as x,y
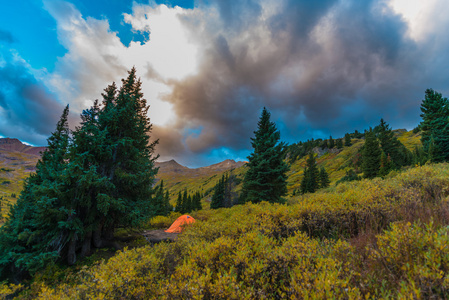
165,215 -> 195,233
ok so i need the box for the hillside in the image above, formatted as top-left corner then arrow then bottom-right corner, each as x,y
4,162 -> 448,298
0,138 -> 44,221
155,159 -> 246,204
0,139 -> 245,220
0,130 -> 422,219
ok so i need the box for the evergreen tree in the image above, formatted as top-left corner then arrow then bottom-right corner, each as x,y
152,181 -> 170,216
336,138 -> 343,149
321,139 -> 328,149
427,135 -> 439,163
344,133 -> 352,147
0,106 -> 71,281
362,129 -> 381,178
379,151 -> 393,177
319,167 -> 330,188
300,153 -> 320,194
376,118 -> 411,168
192,192 -> 202,211
182,190 -> 188,213
175,191 -> 183,213
187,194 -> 193,213
241,108 -> 289,203
164,190 -> 172,214
420,89 -> 449,162
328,136 -> 335,148
336,169 -> 361,185
0,68 -> 160,278
413,145 -> 427,166
210,175 -> 225,209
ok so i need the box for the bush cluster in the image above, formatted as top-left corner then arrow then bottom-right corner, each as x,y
3,163 -> 449,298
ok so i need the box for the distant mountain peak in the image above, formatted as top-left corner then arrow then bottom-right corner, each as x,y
155,158 -> 245,176
0,137 -> 22,145
0,138 -> 46,156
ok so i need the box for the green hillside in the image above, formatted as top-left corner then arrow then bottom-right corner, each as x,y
3,129 -> 449,299
0,129 -> 422,221
3,162 -> 448,298
0,151 -> 40,224
158,129 -> 421,208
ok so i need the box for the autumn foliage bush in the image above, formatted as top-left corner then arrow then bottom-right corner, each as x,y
3,163 -> 449,298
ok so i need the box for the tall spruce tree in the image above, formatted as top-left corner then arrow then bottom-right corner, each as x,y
376,118 -> 411,168
379,151 -> 393,177
192,192 -> 202,211
164,190 -> 172,214
328,136 -> 335,148
153,181 -> 169,216
344,133 -> 352,147
175,191 -> 183,212
419,89 -> 449,162
362,129 -> 381,178
210,175 -> 225,209
300,152 -> 320,194
319,167 -> 330,188
321,139 -> 329,149
241,108 -> 289,203
0,68 -> 160,278
336,138 -> 343,149
0,106 -> 71,281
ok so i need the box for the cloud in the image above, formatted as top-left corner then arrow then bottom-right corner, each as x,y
157,0 -> 449,158
5,0 -> 448,166
0,50 -> 64,145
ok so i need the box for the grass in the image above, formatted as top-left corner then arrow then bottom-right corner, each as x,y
3,162 -> 448,299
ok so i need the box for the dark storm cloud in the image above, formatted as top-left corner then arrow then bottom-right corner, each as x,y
156,0 -> 449,162
0,51 -> 64,145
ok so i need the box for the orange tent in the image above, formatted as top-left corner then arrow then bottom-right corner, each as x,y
165,215 -> 195,233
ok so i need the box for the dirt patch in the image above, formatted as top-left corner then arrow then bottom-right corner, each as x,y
141,229 -> 179,245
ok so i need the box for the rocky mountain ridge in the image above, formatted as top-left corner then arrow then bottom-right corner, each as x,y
0,138 -> 46,156
155,159 -> 245,176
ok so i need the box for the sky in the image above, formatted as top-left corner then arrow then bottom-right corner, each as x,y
1,0 -> 449,167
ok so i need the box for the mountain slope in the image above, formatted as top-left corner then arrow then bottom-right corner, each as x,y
0,138 -> 45,221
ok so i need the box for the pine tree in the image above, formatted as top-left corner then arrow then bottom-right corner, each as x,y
152,180 -> 168,216
182,190 -> 188,213
420,89 -> 449,162
192,192 -> 202,211
210,175 -> 225,209
344,133 -> 352,147
336,138 -> 343,149
164,190 -> 172,214
186,194 -> 193,213
376,118 -> 411,168
427,135 -> 440,163
300,153 -> 320,194
321,139 -> 328,149
0,68 -> 161,277
319,167 -> 330,188
175,191 -> 183,213
413,145 -> 427,166
379,151 -> 393,177
0,106 -> 71,281
328,136 -> 335,148
362,129 -> 381,179
241,108 -> 289,203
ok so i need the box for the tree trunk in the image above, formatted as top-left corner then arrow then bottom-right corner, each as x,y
92,222 -> 122,250
80,230 -> 92,258
67,233 -> 77,266
93,223 -> 103,248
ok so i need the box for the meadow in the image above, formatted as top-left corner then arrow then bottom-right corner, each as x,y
2,163 -> 448,299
